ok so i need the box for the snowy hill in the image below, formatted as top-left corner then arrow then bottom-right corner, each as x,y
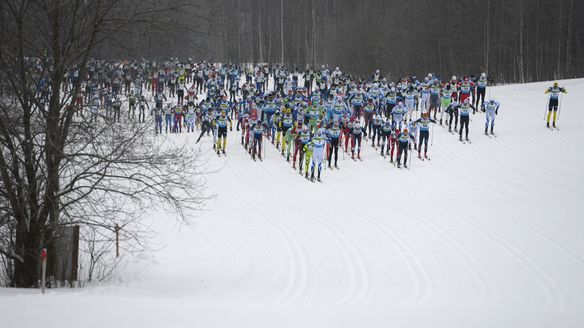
1,79 -> 584,328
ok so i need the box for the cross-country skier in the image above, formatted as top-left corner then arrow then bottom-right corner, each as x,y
310,128 -> 327,181
379,118 -> 393,157
351,121 -> 367,160
396,128 -> 414,169
458,98 -> 476,142
482,98 -> 500,135
544,81 -> 567,128
414,112 -> 437,159
216,110 -> 232,155
475,73 -> 488,108
293,125 -> 312,173
251,119 -> 267,160
391,102 -> 407,129
326,121 -> 342,168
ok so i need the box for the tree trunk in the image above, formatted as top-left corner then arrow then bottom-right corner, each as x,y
556,1 -> 562,78
258,0 -> 263,63
565,0 -> 574,76
312,0 -> 316,68
518,0 -> 525,83
280,0 -> 284,64
485,0 -> 490,73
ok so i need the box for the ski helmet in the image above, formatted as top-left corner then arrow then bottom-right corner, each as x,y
481,72 -> 486,78
403,128 -> 409,133
553,81 -> 559,87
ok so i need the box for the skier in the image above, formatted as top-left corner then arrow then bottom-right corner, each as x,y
293,124 -> 312,173
391,102 -> 407,129
544,81 -> 567,128
419,77 -> 431,112
458,98 -> 476,142
326,121 -> 342,168
363,98 -> 376,136
379,118 -> 393,157
458,77 -> 474,111
351,121 -> 367,160
396,128 -> 414,168
429,81 -> 441,120
185,107 -> 196,133
414,112 -> 437,159
482,98 -> 500,135
251,119 -> 267,160
280,107 -> 295,155
310,128 -> 327,181
404,86 -> 417,122
371,114 -> 383,147
163,103 -> 173,134
445,100 -> 459,133
154,106 -> 163,134
440,83 -> 454,125
215,110 -> 232,155
195,109 -> 215,144
475,73 -> 488,108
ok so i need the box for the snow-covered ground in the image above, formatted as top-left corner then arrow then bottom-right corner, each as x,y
2,79 -> 584,327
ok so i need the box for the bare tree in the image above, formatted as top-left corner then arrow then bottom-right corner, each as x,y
0,0 -> 209,288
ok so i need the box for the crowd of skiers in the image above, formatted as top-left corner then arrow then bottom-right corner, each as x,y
73,59 -> 567,181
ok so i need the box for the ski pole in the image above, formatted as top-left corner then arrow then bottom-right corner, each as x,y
557,95 -> 563,121
543,99 -> 549,120
431,124 -> 434,146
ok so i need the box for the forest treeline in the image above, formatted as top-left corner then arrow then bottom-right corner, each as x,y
104,0 -> 584,83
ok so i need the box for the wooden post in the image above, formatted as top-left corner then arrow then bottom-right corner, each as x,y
40,248 -> 47,294
115,224 -> 120,258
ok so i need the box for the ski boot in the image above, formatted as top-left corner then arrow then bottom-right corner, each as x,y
546,122 -> 550,128
553,122 -> 556,128
222,149 -> 226,154
459,136 -> 463,141
418,152 -> 422,159
485,128 -> 488,135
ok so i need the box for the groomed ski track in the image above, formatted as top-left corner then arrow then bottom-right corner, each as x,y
1,79 -> 584,328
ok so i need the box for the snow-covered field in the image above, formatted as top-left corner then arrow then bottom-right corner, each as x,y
2,79 -> 584,327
